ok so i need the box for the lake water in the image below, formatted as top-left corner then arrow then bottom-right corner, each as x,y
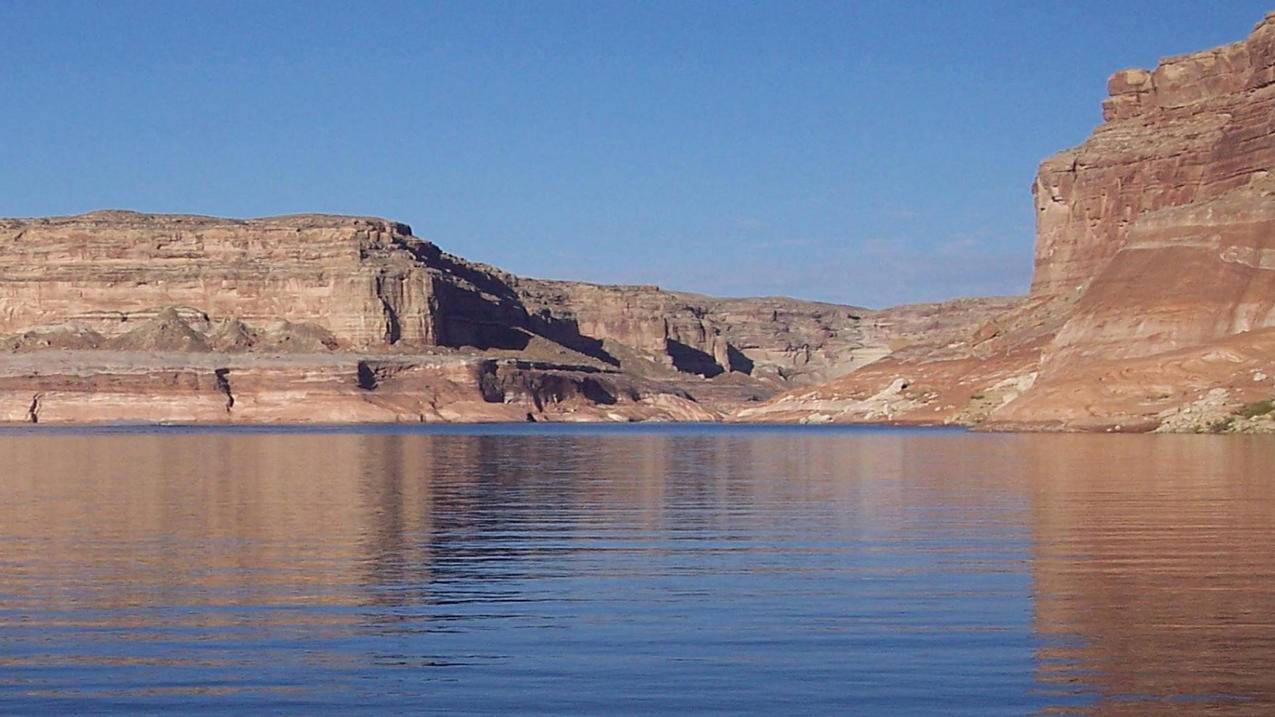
1,425 -> 1273,715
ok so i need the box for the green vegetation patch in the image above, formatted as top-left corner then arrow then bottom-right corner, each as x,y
1206,417 -> 1235,434
1235,399 -> 1275,419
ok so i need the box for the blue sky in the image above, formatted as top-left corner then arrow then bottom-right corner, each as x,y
1,1 -> 1269,307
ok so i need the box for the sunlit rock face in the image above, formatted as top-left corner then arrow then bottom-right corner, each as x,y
0,210 -> 912,423
0,210 -> 890,378
0,212 -> 440,348
1032,13 -> 1275,299
742,14 -> 1275,432
10,16 -> 1275,429
992,13 -> 1275,430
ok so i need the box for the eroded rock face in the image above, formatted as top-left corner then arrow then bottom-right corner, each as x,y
1042,179 -> 1275,367
0,212 -> 438,348
512,279 -> 884,384
0,210 -> 885,371
16,18 -> 1274,428
742,13 -> 1275,432
0,210 -> 907,423
996,13 -> 1275,430
0,352 -> 718,425
1032,13 -> 1275,299
733,300 -> 1040,426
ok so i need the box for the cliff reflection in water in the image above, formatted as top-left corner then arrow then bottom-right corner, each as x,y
1026,435 -> 1275,715
1,428 -> 1273,713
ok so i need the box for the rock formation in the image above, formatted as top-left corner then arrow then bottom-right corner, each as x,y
0,212 -> 435,347
1,211 -> 966,424
742,13 -> 1275,432
10,16 -> 1275,429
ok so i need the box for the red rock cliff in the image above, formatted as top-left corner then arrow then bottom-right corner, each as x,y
742,13 -> 1275,432
1031,13 -> 1275,299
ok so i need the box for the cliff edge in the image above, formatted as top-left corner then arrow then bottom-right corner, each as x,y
740,14 -> 1275,433
1,212 -> 1006,423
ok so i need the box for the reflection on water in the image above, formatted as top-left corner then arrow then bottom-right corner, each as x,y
0,427 -> 1272,714
1027,436 -> 1275,715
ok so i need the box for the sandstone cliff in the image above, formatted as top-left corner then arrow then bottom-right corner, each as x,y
0,211 -> 945,424
741,13 -> 1275,433
12,16 -> 1273,429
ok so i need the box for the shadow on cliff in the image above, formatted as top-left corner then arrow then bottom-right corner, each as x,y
412,242 -> 621,366
668,340 -> 724,378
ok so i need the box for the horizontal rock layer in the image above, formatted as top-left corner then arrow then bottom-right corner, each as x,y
0,211 -> 898,387
2,210 -> 1013,423
743,13 -> 1275,433
0,352 -> 717,425
1033,13 -> 1275,299
0,212 -> 435,347
15,18 -> 1275,429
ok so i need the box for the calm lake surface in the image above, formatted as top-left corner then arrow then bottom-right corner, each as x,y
1,425 -> 1274,715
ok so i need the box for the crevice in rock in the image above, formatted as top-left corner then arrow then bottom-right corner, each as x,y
382,301 -> 402,344
213,368 -> 234,412
375,275 -> 403,345
356,361 -> 379,391
27,393 -> 41,424
478,361 -> 506,403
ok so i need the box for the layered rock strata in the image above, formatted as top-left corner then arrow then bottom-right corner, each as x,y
0,212 -> 941,424
742,13 -> 1275,432
13,17 -> 1274,429
0,352 -> 718,425
0,212 -> 435,347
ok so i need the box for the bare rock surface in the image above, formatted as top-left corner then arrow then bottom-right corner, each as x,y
741,14 -> 1275,432
0,211 -> 941,423
12,17 -> 1274,428
0,350 -> 719,424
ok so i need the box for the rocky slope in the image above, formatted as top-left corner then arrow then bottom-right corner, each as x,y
741,13 -> 1275,433
2,211 -> 999,424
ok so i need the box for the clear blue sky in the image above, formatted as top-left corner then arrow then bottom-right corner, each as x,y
2,1 -> 1269,307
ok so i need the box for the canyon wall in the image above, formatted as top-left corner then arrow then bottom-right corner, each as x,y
0,210 -> 942,423
0,210 -> 884,388
0,212 -> 437,347
11,15 -> 1275,429
0,352 -> 717,425
743,13 -> 1275,432
997,12 -> 1275,430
